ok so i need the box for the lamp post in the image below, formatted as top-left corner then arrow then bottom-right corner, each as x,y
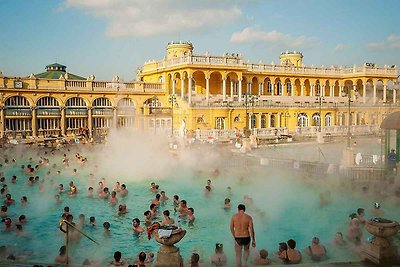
168,94 -> 176,137
151,96 -> 158,135
316,94 -> 325,132
341,85 -> 358,148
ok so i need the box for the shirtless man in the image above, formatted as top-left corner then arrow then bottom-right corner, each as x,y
119,184 -> 128,197
230,204 -> 256,267
132,218 -> 144,233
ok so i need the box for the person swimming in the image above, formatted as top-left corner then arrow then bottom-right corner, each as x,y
223,198 -> 231,209
161,210 -> 175,226
119,184 -> 128,196
109,191 -> 118,205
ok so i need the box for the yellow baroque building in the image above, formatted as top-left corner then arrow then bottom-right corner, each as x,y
138,41 -> 399,137
0,42 -> 398,140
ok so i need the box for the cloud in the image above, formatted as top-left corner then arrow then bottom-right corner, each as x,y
230,27 -> 317,49
334,44 -> 347,51
367,42 -> 385,50
64,0 -> 242,38
387,34 -> 400,48
367,34 -> 400,50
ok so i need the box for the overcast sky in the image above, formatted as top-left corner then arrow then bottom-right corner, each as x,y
0,0 -> 399,81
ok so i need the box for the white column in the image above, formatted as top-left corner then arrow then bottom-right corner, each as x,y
321,85 -> 325,96
353,85 -> 357,101
248,83 -> 252,94
222,78 -> 227,101
188,77 -> 192,104
301,84 -> 304,96
172,79 -> 175,95
238,79 -> 242,102
258,83 -> 261,95
32,107 -> 36,137
268,113 -> 271,128
373,84 -> 377,104
383,84 -> 387,103
113,108 -> 117,128
291,83 -> 294,96
271,83 -> 275,96
330,85 -> 334,96
181,77 -> 185,99
261,82 -> 264,95
277,112 -> 281,127
362,84 -> 366,104
339,85 -> 343,95
88,107 -> 92,138
393,88 -> 397,104
206,77 -> 210,104
61,107 -> 65,136
310,85 -> 314,97
230,80 -> 234,98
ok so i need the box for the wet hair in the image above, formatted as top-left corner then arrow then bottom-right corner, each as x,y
173,195 -> 179,200
19,215 -> 26,222
215,243 -> 223,253
88,187 -> 93,191
155,194 -> 160,200
279,242 -> 288,250
349,213 -> 357,219
114,251 -> 121,261
21,196 -> 27,202
191,253 -> 200,264
1,206 -> 7,212
121,184 -> 126,189
155,185 -> 159,189
144,210 -> 151,217
312,236 -> 320,244
160,191 -> 165,194
89,216 -> 96,223
205,186 -> 211,191
259,249 -> 268,259
103,222 -> 110,229
225,198 -> 230,203
150,204 -> 156,210
132,218 -> 140,224
0,177 -> 4,182
163,210 -> 170,217
357,208 -> 364,215
59,245 -> 66,256
111,191 -> 116,197
181,200 -> 187,205
188,207 -> 194,214
238,204 -> 246,211
16,224 -> 23,231
138,252 -> 146,262
64,207 -> 69,212
287,239 -> 296,249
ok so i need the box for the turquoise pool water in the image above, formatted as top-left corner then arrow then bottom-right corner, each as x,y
0,143 -> 399,266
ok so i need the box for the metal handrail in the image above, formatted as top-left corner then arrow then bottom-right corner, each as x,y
62,219 -> 98,264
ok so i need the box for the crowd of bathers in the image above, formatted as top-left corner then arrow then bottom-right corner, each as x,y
0,143 -> 395,266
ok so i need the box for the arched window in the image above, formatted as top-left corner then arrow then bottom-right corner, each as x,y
250,114 -> 256,129
315,83 -> 321,96
267,81 -> 272,93
270,115 -> 276,128
261,114 -> 266,128
277,81 -> 282,96
312,113 -> 320,127
297,113 -> 308,127
286,82 -> 292,95
215,117 -> 225,130
325,113 -> 332,127
5,96 -> 30,106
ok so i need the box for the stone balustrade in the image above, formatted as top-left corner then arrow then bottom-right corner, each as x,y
143,54 -> 397,76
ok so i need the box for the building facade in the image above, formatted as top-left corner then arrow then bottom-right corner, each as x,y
0,43 -> 399,140
138,42 -> 399,137
0,63 -> 171,139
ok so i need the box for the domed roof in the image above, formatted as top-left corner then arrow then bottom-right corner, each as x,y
380,111 -> 400,129
34,63 -> 85,80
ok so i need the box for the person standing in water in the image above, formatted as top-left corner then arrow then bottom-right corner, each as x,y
230,204 -> 256,267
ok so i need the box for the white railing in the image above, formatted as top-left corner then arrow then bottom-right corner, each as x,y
142,54 -> 397,77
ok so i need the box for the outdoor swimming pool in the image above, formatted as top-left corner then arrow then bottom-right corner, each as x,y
0,142 -> 399,266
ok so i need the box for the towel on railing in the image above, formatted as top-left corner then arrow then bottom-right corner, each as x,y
158,229 -> 172,238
